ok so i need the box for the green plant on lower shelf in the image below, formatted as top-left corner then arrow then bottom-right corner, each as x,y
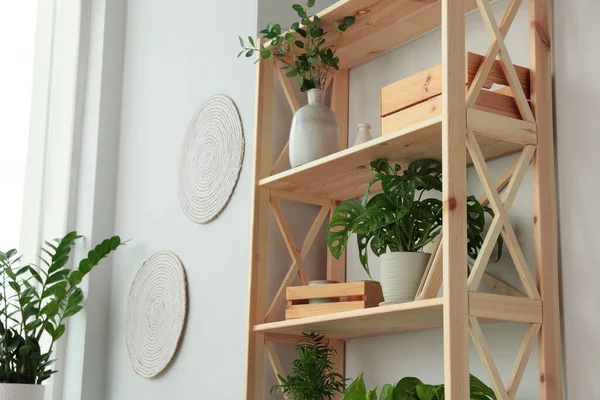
271,332 -> 345,400
327,159 -> 502,277
341,373 -> 497,400
0,231 -> 124,384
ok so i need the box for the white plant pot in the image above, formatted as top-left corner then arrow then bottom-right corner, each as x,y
379,252 -> 430,304
307,280 -> 339,304
0,383 -> 45,400
289,89 -> 339,168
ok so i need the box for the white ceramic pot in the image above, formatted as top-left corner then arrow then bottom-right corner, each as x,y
289,89 -> 339,167
307,280 -> 339,304
0,383 -> 45,400
379,252 -> 430,304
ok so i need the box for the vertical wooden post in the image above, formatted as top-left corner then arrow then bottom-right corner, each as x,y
244,58 -> 275,400
530,0 -> 563,398
441,1 -> 469,399
327,70 -> 350,396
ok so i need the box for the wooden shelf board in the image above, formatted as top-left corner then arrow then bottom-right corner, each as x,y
255,298 -> 444,340
260,114 -> 524,201
254,293 -> 542,340
301,0 -> 486,69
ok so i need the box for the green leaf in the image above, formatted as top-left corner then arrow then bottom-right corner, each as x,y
295,40 -> 305,48
344,16 -> 356,27
245,49 -> 254,57
394,377 -> 423,394
260,49 -> 272,59
306,0 -> 315,7
69,270 -> 83,286
292,4 -> 304,12
79,259 -> 93,275
238,36 -> 244,46
8,281 -> 20,293
53,324 -> 66,341
366,388 -> 378,400
286,69 -> 298,78
248,36 -> 255,47
327,199 -> 365,260
63,305 -> 83,319
341,373 -> 367,400
46,269 -> 69,285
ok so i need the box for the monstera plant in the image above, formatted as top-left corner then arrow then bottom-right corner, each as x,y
0,231 -> 123,400
341,373 -> 497,400
326,159 -> 501,303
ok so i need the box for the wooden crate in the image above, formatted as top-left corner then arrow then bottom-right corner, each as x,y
380,52 -> 531,136
286,281 -> 384,320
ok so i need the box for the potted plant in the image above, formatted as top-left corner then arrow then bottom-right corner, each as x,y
0,231 -> 123,400
327,159 -> 500,304
342,372 -> 497,399
271,332 -> 345,400
239,1 -> 355,167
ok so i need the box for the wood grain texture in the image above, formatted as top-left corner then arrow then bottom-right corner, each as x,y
441,0 -> 469,397
468,292 -> 542,323
244,58 -> 274,400
530,0 -> 563,397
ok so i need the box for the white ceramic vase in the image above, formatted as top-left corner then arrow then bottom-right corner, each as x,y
379,252 -> 430,304
289,89 -> 339,168
352,123 -> 373,147
0,383 -> 45,400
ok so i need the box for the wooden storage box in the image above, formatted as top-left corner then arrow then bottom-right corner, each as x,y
380,52 -> 531,135
286,281 -> 384,320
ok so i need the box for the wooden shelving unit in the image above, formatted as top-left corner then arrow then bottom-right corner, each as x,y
244,0 -> 562,399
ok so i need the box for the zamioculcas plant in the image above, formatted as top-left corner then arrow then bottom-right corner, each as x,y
0,232 -> 123,385
327,159 -> 502,278
271,333 -> 345,400
238,0 -> 355,92
341,373 -> 497,400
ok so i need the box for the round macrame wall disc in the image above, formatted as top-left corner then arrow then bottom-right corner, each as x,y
126,251 -> 188,378
178,94 -> 245,224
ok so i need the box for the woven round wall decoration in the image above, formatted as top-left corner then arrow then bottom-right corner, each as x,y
126,251 -> 188,378
178,94 -> 245,224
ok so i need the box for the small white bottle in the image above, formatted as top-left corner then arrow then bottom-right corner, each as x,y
352,123 -> 373,147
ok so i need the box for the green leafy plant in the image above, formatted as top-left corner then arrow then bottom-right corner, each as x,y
271,332 -> 345,400
327,159 -> 501,277
239,1 -> 355,92
0,231 -> 123,384
341,373 -> 497,400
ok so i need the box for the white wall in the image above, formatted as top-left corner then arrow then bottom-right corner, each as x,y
555,0 -> 600,398
103,0 -> 259,398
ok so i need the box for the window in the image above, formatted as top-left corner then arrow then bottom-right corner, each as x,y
0,1 -> 38,250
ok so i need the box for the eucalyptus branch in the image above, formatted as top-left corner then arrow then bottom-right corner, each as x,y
238,1 -> 355,92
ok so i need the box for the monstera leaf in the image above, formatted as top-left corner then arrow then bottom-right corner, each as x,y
404,159 -> 443,191
328,199 -> 364,260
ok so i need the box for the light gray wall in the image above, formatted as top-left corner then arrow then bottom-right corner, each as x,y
555,0 -> 600,398
103,0 -> 259,398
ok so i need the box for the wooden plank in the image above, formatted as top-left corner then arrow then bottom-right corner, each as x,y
468,292 -> 542,324
530,0 -> 563,397
468,146 -> 535,291
264,333 -> 302,344
382,91 -> 523,136
381,53 -> 529,117
467,108 -> 537,145
244,57 -> 274,400
270,198 -> 310,285
287,281 -> 378,301
255,298 -> 445,339
507,323 -> 541,399
417,160 -> 517,301
331,69 -> 349,150
476,0 -> 535,122
441,0 -> 469,397
286,0 -> 488,69
469,51 -> 530,98
467,0 -> 525,107
265,341 -> 288,399
286,301 -> 368,319
469,317 -> 510,400
258,116 -> 523,201
265,205 -> 330,323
